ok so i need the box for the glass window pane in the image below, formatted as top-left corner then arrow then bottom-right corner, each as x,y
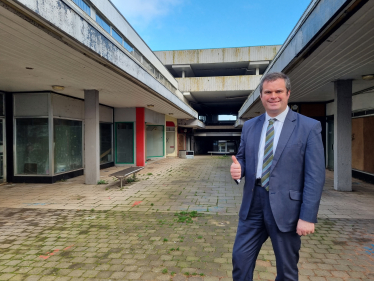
146,126 -> 164,157
16,118 -> 49,175
96,14 -> 111,33
54,119 -> 83,174
123,40 -> 134,53
112,29 -> 122,44
72,0 -> 90,15
116,123 -> 134,163
100,123 -> 112,164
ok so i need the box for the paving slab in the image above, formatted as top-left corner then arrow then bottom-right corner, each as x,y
0,156 -> 373,280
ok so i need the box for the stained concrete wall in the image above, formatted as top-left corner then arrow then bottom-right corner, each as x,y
88,0 -> 177,88
52,94 -> 84,120
176,75 -> 262,92
155,46 -> 281,65
16,0 -> 196,119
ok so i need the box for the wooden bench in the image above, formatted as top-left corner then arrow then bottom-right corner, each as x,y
110,166 -> 144,188
207,151 -> 229,156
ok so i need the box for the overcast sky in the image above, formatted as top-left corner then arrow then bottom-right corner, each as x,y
111,0 -> 311,51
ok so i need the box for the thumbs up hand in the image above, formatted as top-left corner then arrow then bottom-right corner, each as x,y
231,156 -> 241,180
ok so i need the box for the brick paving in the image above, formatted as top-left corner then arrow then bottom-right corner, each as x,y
0,156 -> 373,280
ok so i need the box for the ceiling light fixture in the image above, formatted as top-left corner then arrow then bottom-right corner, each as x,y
362,74 -> 374,81
147,104 -> 154,108
25,67 -> 34,70
226,96 -> 248,100
52,85 -> 65,91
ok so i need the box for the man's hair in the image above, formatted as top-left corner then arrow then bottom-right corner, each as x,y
259,72 -> 291,94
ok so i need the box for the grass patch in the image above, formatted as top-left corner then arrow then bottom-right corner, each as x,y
97,179 -> 108,185
174,211 -> 202,223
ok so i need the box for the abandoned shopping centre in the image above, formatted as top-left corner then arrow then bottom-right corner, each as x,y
0,0 -> 373,190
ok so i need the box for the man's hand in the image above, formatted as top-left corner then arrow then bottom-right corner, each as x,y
231,156 -> 241,180
296,219 -> 315,236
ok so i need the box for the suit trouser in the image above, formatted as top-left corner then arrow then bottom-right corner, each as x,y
232,185 -> 301,281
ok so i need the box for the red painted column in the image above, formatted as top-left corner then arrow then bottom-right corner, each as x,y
136,107 -> 145,166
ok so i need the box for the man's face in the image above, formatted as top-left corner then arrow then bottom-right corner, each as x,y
260,78 -> 290,117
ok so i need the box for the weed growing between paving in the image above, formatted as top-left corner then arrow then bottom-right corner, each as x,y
174,211 -> 202,223
97,179 -> 108,185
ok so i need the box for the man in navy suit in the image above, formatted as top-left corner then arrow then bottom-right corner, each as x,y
230,72 -> 325,280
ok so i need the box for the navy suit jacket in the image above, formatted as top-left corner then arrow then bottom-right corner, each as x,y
236,109 -> 325,232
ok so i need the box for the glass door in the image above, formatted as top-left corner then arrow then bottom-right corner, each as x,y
115,122 -> 134,164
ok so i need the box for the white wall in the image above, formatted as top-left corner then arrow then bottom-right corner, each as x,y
114,108 -> 136,122
100,105 -> 113,123
145,108 -> 165,125
326,91 -> 374,115
14,93 -> 49,117
52,94 -> 84,120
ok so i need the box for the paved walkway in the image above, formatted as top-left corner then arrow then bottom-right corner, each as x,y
0,156 -> 373,281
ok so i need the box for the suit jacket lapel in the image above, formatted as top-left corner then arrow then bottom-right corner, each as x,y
270,109 -> 297,174
253,114 -> 265,169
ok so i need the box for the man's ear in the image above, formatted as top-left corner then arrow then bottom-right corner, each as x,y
287,91 -> 291,96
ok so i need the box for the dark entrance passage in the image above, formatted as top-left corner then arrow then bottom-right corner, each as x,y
194,136 -> 241,155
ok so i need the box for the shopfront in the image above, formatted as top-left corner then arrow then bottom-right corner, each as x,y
11,92 -> 113,183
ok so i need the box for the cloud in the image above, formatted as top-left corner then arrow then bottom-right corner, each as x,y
111,0 -> 184,30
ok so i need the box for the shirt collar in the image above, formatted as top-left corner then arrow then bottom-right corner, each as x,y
265,106 -> 289,124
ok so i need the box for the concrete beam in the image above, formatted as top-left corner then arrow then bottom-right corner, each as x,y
84,90 -> 100,185
177,119 -> 205,129
176,75 -> 262,92
155,46 -> 281,65
334,80 -> 352,191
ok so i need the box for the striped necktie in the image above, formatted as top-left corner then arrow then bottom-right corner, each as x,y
261,118 -> 276,191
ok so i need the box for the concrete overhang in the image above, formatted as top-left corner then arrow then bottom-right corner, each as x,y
234,118 -> 247,128
172,65 -> 195,77
177,75 -> 262,92
194,132 -> 241,137
0,0 -> 197,119
155,46 -> 281,65
177,119 -> 205,129
239,0 -> 374,119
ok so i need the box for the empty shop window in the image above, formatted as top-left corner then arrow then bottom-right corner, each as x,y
96,14 -> 110,33
146,125 -> 164,158
100,123 -> 113,164
115,123 -> 134,164
15,118 -> 49,175
54,119 -> 83,174
72,0 -> 90,15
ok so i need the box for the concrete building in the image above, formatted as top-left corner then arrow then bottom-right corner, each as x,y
0,0 -> 197,184
155,46 -> 281,154
0,0 -> 373,188
238,0 -> 374,188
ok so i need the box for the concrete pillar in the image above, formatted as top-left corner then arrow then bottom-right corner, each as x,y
182,71 -> 186,78
84,90 -> 100,185
334,80 -> 352,191
136,108 -> 145,166
256,68 -> 259,75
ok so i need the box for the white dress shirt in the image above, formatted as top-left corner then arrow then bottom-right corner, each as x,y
256,106 -> 289,178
